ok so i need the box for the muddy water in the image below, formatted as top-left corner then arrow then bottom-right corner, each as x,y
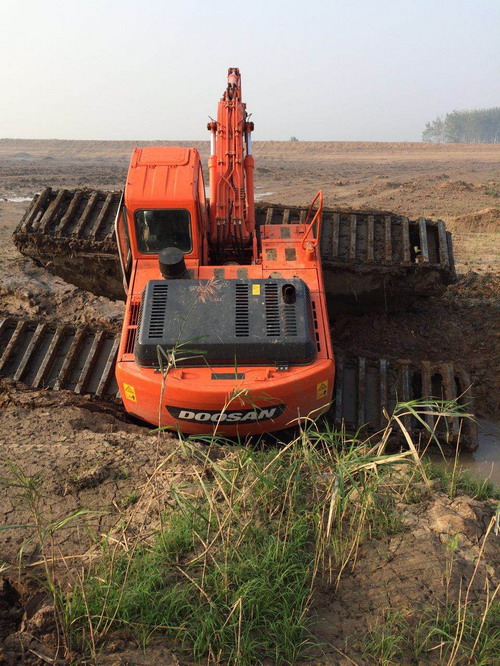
431,419 -> 500,486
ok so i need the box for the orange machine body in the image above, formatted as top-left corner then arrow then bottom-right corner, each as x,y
115,73 -> 335,436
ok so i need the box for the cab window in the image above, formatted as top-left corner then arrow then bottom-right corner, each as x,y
135,209 -> 192,253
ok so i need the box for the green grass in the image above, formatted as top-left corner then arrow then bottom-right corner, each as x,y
363,602 -> 500,665
425,461 -> 500,500
65,447 -> 318,664
4,401 -> 496,664
63,418 -> 419,663
71,514 -> 313,663
415,601 -> 500,665
362,610 -> 410,665
119,490 -> 140,508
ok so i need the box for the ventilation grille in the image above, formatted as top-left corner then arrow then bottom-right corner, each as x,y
125,300 -> 141,354
137,295 -> 145,337
148,283 -> 168,338
128,301 -> 140,326
235,283 -> 249,337
125,328 -> 136,354
283,305 -> 298,336
265,283 -> 281,336
311,300 -> 321,352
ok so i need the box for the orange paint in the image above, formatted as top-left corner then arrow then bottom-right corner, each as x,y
115,69 -> 335,435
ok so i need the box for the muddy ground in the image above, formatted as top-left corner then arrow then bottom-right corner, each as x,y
1,140 -> 498,411
0,388 -> 498,665
0,140 -> 499,664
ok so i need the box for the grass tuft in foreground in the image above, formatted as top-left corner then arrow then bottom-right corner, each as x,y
63,410 -> 422,664
425,461 -> 500,501
3,400 -> 498,664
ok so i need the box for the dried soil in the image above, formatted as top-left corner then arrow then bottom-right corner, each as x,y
451,206 -> 500,233
0,387 -> 498,665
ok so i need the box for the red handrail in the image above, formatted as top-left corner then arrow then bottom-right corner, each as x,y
301,190 -> 323,249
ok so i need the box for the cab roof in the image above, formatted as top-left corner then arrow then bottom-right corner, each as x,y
125,146 -> 199,210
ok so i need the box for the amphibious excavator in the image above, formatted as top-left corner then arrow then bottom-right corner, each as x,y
3,69 -> 477,447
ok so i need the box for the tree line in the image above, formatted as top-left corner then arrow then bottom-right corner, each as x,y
422,107 -> 500,143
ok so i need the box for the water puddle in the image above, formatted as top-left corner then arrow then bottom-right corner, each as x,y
254,191 -> 275,201
429,419 -> 500,486
2,196 -> 33,202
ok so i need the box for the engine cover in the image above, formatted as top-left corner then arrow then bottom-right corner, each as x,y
134,278 -> 316,367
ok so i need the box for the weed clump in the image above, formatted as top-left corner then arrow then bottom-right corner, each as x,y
63,418 -> 418,663
363,602 -> 500,665
3,402 -> 498,664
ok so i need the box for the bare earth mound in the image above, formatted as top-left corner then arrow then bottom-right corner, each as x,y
451,207 -> 500,233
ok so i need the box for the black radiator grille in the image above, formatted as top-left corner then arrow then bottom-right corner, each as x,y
124,300 -> 141,354
235,283 -> 250,337
125,328 -> 136,354
148,284 -> 168,338
265,283 -> 281,336
283,304 -> 298,336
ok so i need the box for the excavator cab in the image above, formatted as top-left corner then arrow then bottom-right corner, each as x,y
115,145 -> 207,293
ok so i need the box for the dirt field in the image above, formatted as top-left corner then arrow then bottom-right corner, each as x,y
0,140 -> 499,664
1,139 -> 498,409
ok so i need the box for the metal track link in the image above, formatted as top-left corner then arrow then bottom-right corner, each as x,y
14,188 -> 124,300
256,202 -> 456,309
255,203 -> 455,276
0,318 -> 119,399
15,191 -> 454,276
332,348 -> 477,450
17,187 -> 121,243
0,318 -> 478,450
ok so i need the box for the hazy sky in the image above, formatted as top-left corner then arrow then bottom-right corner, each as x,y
2,0 -> 499,141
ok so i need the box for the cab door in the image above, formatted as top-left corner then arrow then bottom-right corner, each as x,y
115,196 -> 132,292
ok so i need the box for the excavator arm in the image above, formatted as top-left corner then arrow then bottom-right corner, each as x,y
207,68 -> 255,262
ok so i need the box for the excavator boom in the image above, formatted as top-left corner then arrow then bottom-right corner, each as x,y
207,68 -> 255,262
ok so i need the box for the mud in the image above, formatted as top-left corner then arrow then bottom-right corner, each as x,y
0,387 -> 498,664
0,201 -> 123,327
332,273 -> 500,418
314,491 -> 499,663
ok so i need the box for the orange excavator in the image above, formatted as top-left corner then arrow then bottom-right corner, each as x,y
115,68 -> 334,434
7,68 -> 477,449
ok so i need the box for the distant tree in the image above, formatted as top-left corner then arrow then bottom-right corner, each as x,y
423,107 -> 500,143
422,116 -> 445,143
289,136 -> 299,142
